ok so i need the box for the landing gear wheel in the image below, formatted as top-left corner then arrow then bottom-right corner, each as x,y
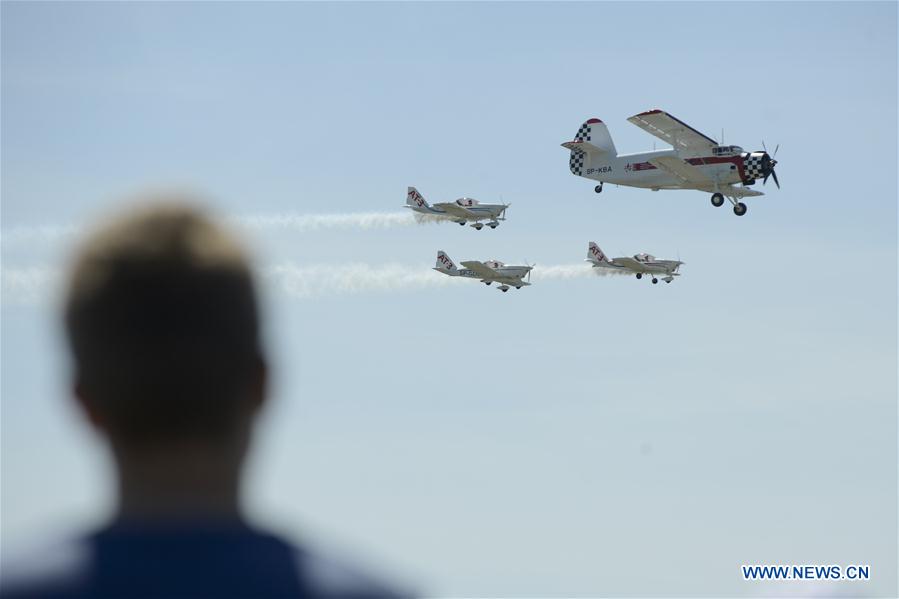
515,286 -> 521,290
484,282 -> 491,285
665,280 -> 671,284
501,288 -> 508,293
652,278 -> 658,284
594,184 -> 603,194
636,273 -> 642,280
489,225 -> 497,229
474,224 -> 483,230
458,222 -> 465,226
733,202 -> 747,216
711,193 -> 724,207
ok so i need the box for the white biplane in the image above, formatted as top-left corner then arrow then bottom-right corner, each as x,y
405,187 -> 509,230
586,241 -> 683,284
562,110 -> 780,216
434,251 -> 532,292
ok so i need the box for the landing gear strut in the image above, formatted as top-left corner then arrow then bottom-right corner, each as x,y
711,193 -> 724,207
594,184 -> 603,194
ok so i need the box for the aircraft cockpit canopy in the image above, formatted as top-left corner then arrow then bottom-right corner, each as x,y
712,145 -> 744,156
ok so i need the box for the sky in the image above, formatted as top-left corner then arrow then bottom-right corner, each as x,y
1,2 -> 897,597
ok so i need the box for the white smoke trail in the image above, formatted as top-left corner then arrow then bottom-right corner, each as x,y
0,263 -> 462,305
0,211 -> 433,250
0,266 -> 62,305
231,211 -> 418,233
262,262 -> 462,299
533,263 -> 629,281
1,261 -> 628,305
0,224 -> 80,247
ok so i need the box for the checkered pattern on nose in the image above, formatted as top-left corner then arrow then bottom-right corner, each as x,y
742,154 -> 767,180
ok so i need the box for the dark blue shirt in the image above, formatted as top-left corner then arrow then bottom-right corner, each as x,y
1,521 -> 405,599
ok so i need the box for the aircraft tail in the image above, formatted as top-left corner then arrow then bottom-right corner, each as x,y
586,241 -> 611,265
434,250 -> 458,275
563,118 -> 617,175
407,186 -> 430,208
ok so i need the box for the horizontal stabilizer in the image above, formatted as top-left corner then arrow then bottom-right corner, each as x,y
561,140 -> 608,155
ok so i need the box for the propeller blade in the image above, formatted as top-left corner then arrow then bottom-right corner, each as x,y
773,144 -> 779,157
771,169 -> 780,189
762,140 -> 768,153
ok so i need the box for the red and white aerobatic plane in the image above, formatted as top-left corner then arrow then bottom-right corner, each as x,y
562,109 -> 780,216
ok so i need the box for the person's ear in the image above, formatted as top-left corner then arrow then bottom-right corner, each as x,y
73,377 -> 107,431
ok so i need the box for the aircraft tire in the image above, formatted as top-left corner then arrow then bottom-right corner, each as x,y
711,193 -> 724,207
501,288 -> 508,293
489,225 -> 497,229
665,280 -> 671,284
636,273 -> 642,280
594,185 -> 603,194
733,202 -> 747,216
652,278 -> 658,284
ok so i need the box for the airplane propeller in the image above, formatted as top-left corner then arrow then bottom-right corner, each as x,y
761,141 -> 780,189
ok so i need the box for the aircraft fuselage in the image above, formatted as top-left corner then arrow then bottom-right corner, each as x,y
580,149 -> 747,190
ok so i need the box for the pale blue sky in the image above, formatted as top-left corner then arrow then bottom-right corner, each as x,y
2,2 -> 897,596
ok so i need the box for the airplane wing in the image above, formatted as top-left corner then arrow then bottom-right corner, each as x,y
649,156 -> 765,198
613,257 -> 648,272
433,202 -> 477,218
649,155 -> 713,185
460,260 -> 501,280
628,110 -> 717,156
720,184 -> 764,198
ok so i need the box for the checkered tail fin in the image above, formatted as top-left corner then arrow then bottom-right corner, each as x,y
565,118 -> 617,176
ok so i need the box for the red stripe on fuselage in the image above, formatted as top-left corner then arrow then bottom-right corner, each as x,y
625,156 -> 746,180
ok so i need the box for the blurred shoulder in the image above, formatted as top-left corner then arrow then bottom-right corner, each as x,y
295,545 -> 413,599
0,537 -> 93,598
1,529 -> 413,599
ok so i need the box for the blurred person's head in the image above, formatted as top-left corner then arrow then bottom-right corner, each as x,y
63,198 -> 267,518
3,197 -> 407,598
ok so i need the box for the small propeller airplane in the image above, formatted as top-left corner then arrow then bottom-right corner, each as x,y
562,110 -> 780,216
405,187 -> 509,230
586,241 -> 684,284
433,250 -> 532,292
